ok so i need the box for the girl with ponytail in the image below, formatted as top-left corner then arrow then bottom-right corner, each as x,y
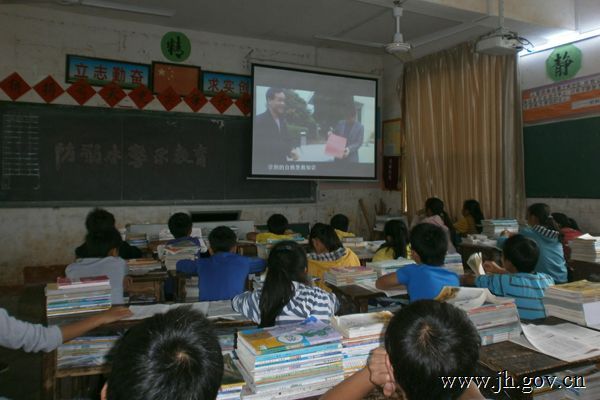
372,219 -> 410,261
414,197 -> 457,253
496,203 -> 568,283
232,241 -> 339,327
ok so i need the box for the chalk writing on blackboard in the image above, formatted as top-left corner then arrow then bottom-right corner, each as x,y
54,142 -> 208,170
1,113 -> 41,190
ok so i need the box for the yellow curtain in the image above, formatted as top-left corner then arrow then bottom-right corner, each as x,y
403,42 -> 525,221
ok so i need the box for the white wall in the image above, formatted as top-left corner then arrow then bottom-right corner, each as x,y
519,35 -> 600,235
0,5 -> 402,285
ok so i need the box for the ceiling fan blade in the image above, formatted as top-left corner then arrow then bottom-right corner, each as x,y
76,0 -> 175,17
314,35 -> 386,49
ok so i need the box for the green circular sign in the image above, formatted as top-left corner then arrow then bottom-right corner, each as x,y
546,44 -> 582,82
161,31 -> 191,62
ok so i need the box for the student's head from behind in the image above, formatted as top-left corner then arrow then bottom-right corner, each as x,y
502,234 -> 540,273
383,219 -> 409,259
462,199 -> 484,222
551,212 -> 580,231
259,241 -> 309,327
208,226 -> 237,254
266,213 -> 288,235
385,300 -> 481,400
409,223 -> 447,266
265,87 -> 286,117
102,308 -> 223,400
85,208 -> 116,232
85,227 -> 122,258
330,214 -> 350,233
424,197 -> 445,217
527,203 -> 560,232
309,223 -> 343,253
168,212 -> 193,239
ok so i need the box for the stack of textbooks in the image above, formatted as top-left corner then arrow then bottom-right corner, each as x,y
218,354 -> 246,400
57,335 -> 119,369
236,317 -> 344,399
341,237 -> 366,248
127,258 -> 162,275
569,234 -> 600,263
436,287 -> 521,345
46,276 -> 112,318
481,219 -> 519,238
366,258 -> 413,277
126,232 -> 149,251
543,280 -> 600,328
332,311 -> 392,377
323,266 -> 378,287
185,276 -> 199,301
443,253 -> 464,275
163,243 -> 200,271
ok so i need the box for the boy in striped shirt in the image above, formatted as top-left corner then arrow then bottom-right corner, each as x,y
463,234 -> 555,320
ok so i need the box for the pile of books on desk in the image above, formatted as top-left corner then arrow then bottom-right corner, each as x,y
57,335 -> 119,369
366,258 -> 413,277
127,258 -> 163,275
218,354 -> 245,400
332,311 -> 391,377
324,266 -> 378,287
236,317 -> 344,399
569,234 -> 600,263
436,287 -> 521,345
481,219 -> 519,238
341,237 -> 366,248
543,280 -> 600,328
443,253 -> 464,275
126,232 -> 149,251
45,276 -> 112,318
163,243 -> 200,271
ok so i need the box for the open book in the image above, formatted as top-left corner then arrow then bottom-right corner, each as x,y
466,252 -> 485,276
125,300 -> 241,320
435,286 -> 512,310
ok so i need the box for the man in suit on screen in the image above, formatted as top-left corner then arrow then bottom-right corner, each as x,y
330,102 -> 364,163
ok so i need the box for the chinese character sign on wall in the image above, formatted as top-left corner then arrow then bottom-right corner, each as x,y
66,55 -> 150,89
203,72 -> 251,99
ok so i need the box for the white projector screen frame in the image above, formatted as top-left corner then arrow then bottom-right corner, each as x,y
250,63 -> 379,181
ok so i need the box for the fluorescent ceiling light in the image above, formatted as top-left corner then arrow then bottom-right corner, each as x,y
521,27 -> 600,56
59,0 -> 175,17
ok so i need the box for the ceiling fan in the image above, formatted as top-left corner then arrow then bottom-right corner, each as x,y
315,0 -> 413,59
4,0 -> 175,17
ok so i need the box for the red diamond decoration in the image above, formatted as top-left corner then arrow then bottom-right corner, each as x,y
66,79 -> 96,105
210,90 -> 233,114
157,86 -> 182,111
0,72 -> 31,101
98,82 -> 126,107
235,92 -> 252,116
183,88 -> 208,112
33,76 -> 65,103
128,84 -> 154,109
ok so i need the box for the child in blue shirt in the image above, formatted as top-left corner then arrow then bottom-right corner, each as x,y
497,203 -> 567,283
464,234 -> 555,320
375,223 -> 459,302
176,226 -> 266,301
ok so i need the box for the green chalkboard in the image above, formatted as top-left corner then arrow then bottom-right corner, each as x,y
0,102 -> 315,205
524,115 -> 600,198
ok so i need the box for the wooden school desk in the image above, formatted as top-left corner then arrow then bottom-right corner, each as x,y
568,259 -> 600,282
477,318 -> 600,400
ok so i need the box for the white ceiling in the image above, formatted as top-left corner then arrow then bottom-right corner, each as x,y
4,0 -> 600,59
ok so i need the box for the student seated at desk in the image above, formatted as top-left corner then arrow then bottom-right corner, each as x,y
0,307 -> 130,353
412,197 -> 457,253
552,212 -> 583,260
454,199 -> 484,235
176,226 -> 266,301
67,227 -> 128,304
307,223 -> 361,291
330,213 -> 356,239
75,208 -> 141,259
498,203 -> 568,284
372,219 -> 410,262
462,234 -> 554,320
246,213 -> 297,243
322,300 -> 485,400
232,241 -> 339,327
102,308 -> 223,400
166,212 -> 202,247
376,223 -> 459,302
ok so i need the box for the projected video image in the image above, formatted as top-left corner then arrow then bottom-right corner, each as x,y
251,65 -> 377,180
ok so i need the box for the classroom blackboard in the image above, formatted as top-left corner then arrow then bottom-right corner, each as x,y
524,115 -> 600,198
0,102 -> 315,205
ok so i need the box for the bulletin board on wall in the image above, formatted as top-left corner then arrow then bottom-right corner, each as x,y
0,101 -> 316,206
